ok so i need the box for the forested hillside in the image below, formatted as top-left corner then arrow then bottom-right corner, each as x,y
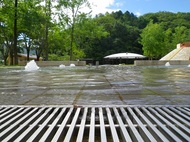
0,0 -> 190,65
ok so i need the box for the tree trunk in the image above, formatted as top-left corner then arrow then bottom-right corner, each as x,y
70,27 -> 74,61
44,0 -> 50,61
70,16 -> 75,61
13,0 -> 18,65
27,48 -> 30,61
3,56 -> 7,66
9,51 -> 13,65
36,56 -> 40,61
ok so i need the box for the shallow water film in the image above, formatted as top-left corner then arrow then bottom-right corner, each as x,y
0,65 -> 190,105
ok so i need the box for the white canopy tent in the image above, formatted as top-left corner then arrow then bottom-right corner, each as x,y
104,52 -> 146,59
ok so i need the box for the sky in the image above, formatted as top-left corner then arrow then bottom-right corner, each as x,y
88,0 -> 190,17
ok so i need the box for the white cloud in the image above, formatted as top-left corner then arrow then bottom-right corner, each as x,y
135,11 -> 142,17
88,0 -> 120,16
49,0 -> 121,20
115,2 -> 124,7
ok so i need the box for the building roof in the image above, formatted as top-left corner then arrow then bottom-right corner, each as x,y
160,42 -> 190,60
104,52 -> 146,59
17,53 -> 43,60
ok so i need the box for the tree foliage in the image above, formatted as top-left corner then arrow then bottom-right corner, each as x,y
140,12 -> 190,59
140,21 -> 165,59
1,0 -> 190,64
56,0 -> 91,60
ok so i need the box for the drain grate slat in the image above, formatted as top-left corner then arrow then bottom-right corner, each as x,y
51,107 -> 73,142
154,107 -> 190,141
161,107 -> 190,133
170,107 -> 190,122
76,107 -> 88,142
12,107 -> 49,142
113,107 -> 132,142
99,107 -> 107,142
0,107 -> 24,125
64,108 -> 81,142
134,107 -> 170,142
26,108 -> 59,142
120,107 -> 144,142
148,107 -> 187,142
0,107 -> 39,141
0,107 -> 18,119
144,107 -> 183,142
89,107 -> 95,142
0,105 -> 190,142
39,107 -> 67,142
106,107 -> 120,142
126,107 -> 157,142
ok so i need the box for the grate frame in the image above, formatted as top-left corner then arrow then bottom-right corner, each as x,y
0,105 -> 190,142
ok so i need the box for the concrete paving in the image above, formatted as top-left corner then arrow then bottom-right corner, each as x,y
0,65 -> 190,106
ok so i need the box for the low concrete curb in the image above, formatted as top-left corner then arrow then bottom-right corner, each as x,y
134,60 -> 190,66
18,61 -> 86,67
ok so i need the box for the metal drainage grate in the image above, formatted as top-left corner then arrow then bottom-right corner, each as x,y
0,106 -> 190,142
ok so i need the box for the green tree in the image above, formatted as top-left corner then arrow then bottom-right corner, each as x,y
140,21 -> 165,59
48,24 -> 70,60
57,0 -> 91,60
74,16 -> 109,59
0,0 -> 15,65
92,13 -> 117,57
163,28 -> 175,54
18,0 -> 50,61
140,12 -> 190,59
93,11 -> 142,59
172,26 -> 190,44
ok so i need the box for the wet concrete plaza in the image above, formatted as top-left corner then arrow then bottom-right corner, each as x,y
0,65 -> 190,106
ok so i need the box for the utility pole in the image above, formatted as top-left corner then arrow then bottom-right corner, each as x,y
13,0 -> 18,65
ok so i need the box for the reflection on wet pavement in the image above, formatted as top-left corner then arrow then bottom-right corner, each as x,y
0,65 -> 190,105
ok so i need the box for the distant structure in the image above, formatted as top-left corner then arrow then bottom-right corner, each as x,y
7,53 -> 42,65
179,42 -> 190,48
160,42 -> 190,60
17,53 -> 43,61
